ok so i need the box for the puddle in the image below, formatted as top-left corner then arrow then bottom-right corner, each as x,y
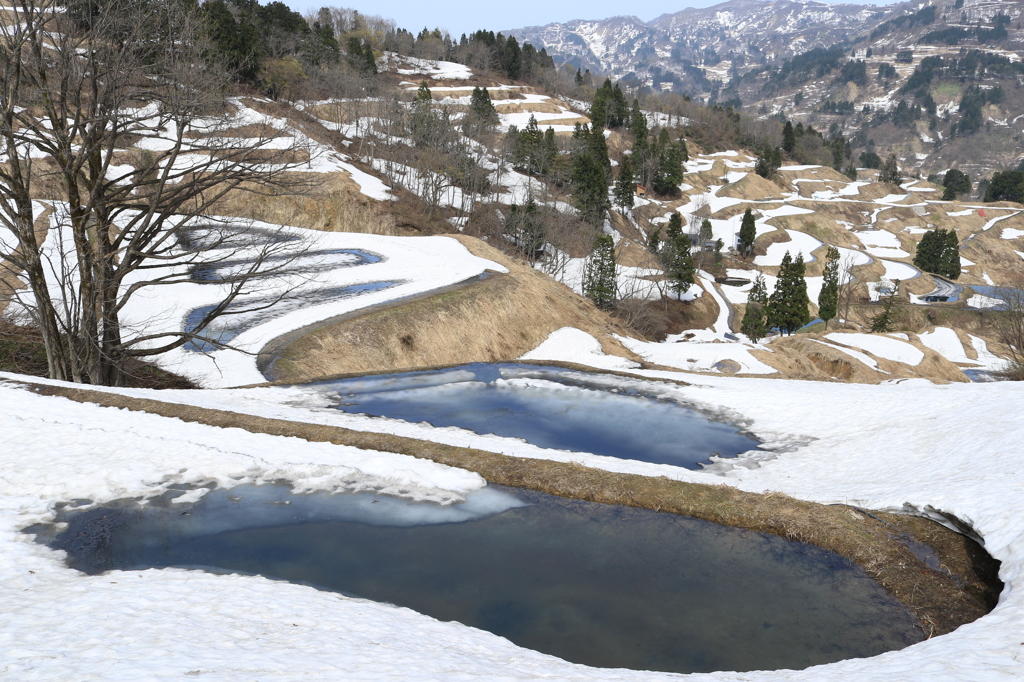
309,363 -> 761,469
47,485 -> 923,675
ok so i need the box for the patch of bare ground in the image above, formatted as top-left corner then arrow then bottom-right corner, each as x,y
264,235 -> 641,381
17,379 -> 1001,638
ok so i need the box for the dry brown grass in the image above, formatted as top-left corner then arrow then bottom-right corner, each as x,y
717,172 -> 787,200
212,173 -> 399,235
266,235 -> 641,381
20,379 -> 1001,637
494,101 -> 563,115
750,332 -> 970,384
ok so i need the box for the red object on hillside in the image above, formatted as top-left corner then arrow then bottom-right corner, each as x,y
979,209 -> 986,218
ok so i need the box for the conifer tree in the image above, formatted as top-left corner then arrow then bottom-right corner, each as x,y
590,123 -> 612,179
648,228 -> 661,254
741,273 -> 769,342
766,251 -> 811,334
818,246 -> 840,328
782,121 -> 796,154
584,234 -> 617,308
737,208 -> 756,256
913,228 -> 961,279
661,213 -> 695,295
879,153 -> 902,185
416,81 -> 432,101
571,126 -> 610,226
590,80 -> 612,130
653,141 -> 686,194
614,155 -> 635,213
942,168 -> 971,200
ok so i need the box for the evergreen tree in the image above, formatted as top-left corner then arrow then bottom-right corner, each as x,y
648,228 -> 661,254
575,67 -> 584,87
614,155 -> 635,213
870,280 -> 901,333
879,153 -> 902,185
630,100 -> 648,141
942,229 -> 962,280
584,234 -> 617,308
737,208 -> 756,256
942,168 -> 971,200
741,273 -> 769,342
590,80 -> 612,130
661,213 -> 695,295
463,86 -> 499,136
913,228 -> 961,279
755,146 -> 782,178
416,81 -> 432,101
571,134 -> 610,226
818,246 -> 841,328
590,123 -> 612,179
653,140 -> 685,194
782,121 -> 796,154
766,252 -> 811,334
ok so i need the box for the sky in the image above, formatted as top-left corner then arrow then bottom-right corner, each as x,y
285,0 -> 900,39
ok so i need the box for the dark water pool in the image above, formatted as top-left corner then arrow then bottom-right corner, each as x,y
311,363 -> 760,469
967,285 -> 1024,311
190,248 -> 382,283
184,281 -> 399,351
48,485 -> 922,675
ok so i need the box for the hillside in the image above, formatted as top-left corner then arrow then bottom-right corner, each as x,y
507,0 -> 1024,179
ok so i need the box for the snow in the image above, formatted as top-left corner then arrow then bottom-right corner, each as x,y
520,327 -> 640,370
824,333 -> 925,366
5,326 -> 1024,680
854,230 -> 911,258
753,229 -> 822,266
880,260 -> 919,280
809,338 -> 884,371
619,333 -> 777,374
9,222 -> 507,389
1000,227 -> 1024,240
389,54 -> 473,80
919,327 -> 972,364
968,294 -> 1002,310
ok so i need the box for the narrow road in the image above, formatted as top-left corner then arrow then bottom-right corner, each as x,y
921,275 -> 963,302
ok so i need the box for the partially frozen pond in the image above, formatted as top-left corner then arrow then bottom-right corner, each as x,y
47,484 -> 923,674
311,363 -> 760,469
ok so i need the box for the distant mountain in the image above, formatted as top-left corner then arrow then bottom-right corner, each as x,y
508,0 -> 1024,178
506,0 -> 910,89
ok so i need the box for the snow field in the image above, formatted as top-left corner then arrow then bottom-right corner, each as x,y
824,332 -> 925,366
6,324 -> 1024,679
754,229 -> 823,266
7,221 -> 507,389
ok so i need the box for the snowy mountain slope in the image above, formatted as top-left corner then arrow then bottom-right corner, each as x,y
508,0 -> 909,83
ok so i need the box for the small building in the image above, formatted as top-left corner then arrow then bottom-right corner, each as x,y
635,184 -> 646,197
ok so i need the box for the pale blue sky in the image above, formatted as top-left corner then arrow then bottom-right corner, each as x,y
285,0 -> 899,39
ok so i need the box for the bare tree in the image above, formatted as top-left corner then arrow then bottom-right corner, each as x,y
993,287 -> 1024,377
0,0 -> 308,385
836,254 -> 859,324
